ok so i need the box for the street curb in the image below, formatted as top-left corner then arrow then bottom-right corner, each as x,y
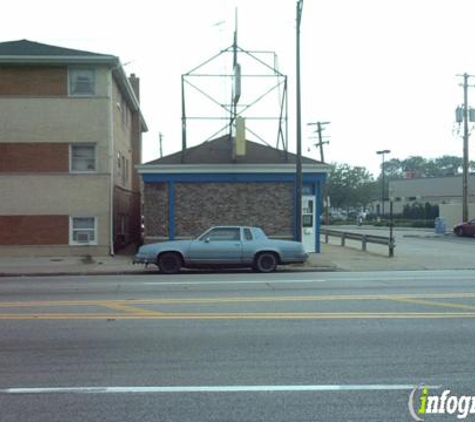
402,233 -> 452,238
0,265 -> 337,278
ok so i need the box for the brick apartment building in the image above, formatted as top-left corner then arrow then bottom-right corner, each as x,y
0,40 -> 147,256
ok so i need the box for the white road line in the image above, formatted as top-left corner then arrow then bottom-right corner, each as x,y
143,279 -> 328,286
141,274 -> 475,286
1,384 -> 440,394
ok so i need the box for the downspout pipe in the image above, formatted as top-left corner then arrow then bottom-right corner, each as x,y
109,69 -> 115,256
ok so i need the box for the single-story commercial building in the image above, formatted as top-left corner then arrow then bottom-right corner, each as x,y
137,136 -> 329,253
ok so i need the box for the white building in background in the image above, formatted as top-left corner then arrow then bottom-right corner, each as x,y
387,175 -> 475,228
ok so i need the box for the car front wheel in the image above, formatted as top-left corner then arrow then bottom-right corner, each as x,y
157,252 -> 182,274
254,252 -> 278,273
456,228 -> 465,237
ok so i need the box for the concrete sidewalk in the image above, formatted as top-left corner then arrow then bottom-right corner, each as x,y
0,252 -> 336,277
0,242 -> 454,277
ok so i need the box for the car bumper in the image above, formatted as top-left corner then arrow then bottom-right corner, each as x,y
133,255 -> 153,265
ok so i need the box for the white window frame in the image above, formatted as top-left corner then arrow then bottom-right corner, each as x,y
121,155 -> 126,184
69,217 -> 98,246
68,68 -> 96,96
70,144 -> 97,173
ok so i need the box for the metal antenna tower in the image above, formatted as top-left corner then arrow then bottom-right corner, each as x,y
180,16 -> 289,163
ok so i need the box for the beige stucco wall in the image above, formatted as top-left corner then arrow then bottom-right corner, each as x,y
0,174 -> 110,246
439,204 -> 475,230
0,97 -> 110,142
389,176 -> 475,200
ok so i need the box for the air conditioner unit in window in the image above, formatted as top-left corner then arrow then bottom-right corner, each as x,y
77,232 -> 90,244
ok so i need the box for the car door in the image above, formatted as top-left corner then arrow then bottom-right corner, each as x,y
241,227 -> 257,264
188,227 -> 243,265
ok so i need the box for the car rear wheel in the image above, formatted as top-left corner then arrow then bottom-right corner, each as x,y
254,252 -> 278,273
157,252 -> 182,274
456,227 -> 465,237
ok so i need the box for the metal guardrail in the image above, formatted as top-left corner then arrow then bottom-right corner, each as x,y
322,229 -> 396,257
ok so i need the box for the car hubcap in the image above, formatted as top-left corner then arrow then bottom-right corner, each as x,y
260,256 -> 274,271
162,256 -> 176,271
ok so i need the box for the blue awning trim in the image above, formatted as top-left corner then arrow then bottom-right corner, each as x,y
143,172 -> 326,184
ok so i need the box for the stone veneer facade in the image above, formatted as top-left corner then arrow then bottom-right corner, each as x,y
144,182 -> 294,241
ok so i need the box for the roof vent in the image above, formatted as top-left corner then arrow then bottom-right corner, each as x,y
235,116 -> 246,156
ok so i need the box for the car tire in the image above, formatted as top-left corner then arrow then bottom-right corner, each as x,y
456,228 -> 465,237
157,252 -> 182,274
254,252 -> 278,273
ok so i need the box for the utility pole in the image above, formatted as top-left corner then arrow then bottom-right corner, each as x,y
295,0 -> 304,242
457,73 -> 474,222
308,121 -> 330,162
181,76 -> 187,164
376,149 -> 391,217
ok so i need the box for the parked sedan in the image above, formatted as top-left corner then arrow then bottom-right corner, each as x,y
134,226 -> 308,273
454,219 -> 475,237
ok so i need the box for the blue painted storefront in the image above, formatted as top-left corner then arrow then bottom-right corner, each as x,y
142,172 -> 326,252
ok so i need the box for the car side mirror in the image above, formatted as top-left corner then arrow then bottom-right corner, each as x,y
205,238 -> 210,243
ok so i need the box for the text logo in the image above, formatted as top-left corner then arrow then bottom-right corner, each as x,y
409,385 -> 475,420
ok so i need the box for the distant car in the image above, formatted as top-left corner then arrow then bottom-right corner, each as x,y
133,226 -> 308,274
454,219 -> 475,237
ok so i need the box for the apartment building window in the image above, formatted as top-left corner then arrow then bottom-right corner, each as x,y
117,152 -> 128,185
70,144 -> 96,172
69,68 -> 95,96
121,155 -> 127,184
70,217 -> 97,245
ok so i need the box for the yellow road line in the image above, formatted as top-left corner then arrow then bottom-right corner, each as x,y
0,300 -> 120,308
102,302 -> 162,315
0,312 -> 474,320
1,292 -> 475,308
388,297 -> 475,312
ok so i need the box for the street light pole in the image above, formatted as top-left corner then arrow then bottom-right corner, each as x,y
295,0 -> 304,241
376,149 -> 391,217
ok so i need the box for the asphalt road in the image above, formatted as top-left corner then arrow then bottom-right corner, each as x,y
0,271 -> 474,421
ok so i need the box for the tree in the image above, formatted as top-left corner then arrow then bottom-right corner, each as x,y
382,158 -> 404,180
401,156 -> 427,176
433,156 -> 463,176
325,163 -> 378,210
382,155 -> 467,179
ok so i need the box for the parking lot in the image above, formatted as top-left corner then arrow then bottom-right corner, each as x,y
318,225 -> 475,271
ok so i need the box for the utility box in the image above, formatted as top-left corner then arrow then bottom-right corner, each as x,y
434,217 -> 446,234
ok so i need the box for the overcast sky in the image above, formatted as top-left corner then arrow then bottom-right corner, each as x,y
3,0 -> 475,176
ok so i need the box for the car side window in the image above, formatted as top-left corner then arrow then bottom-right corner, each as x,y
251,227 -> 268,240
244,228 -> 253,241
206,228 -> 241,241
